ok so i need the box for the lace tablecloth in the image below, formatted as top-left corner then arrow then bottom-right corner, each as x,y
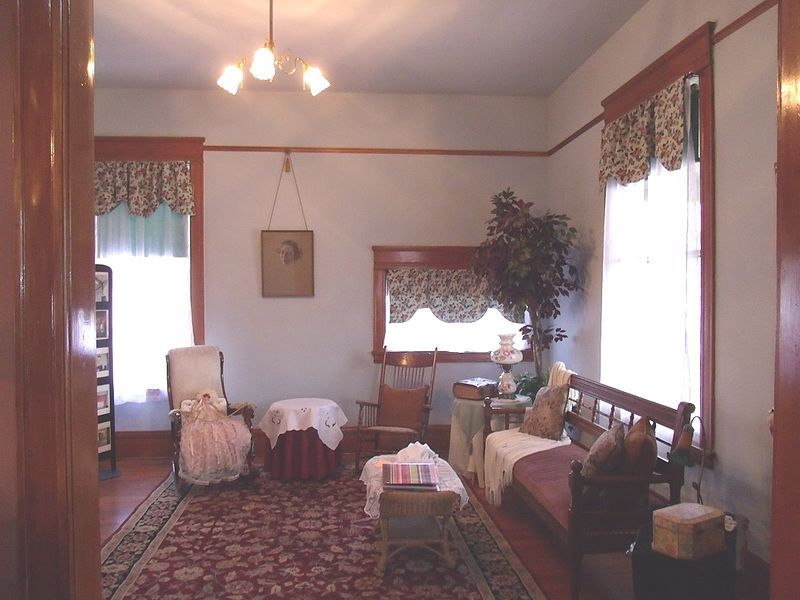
359,455 -> 469,519
259,398 -> 347,450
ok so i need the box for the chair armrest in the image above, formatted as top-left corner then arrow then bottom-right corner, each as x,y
483,399 -> 527,440
227,403 -> 255,429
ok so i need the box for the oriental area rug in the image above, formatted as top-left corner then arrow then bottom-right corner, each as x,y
101,471 -> 545,599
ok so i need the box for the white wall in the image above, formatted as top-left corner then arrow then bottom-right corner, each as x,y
545,0 -> 776,561
96,90 -> 549,430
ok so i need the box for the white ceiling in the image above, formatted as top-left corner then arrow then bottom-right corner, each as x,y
94,0 -> 647,96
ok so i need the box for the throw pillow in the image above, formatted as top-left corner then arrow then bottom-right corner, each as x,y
581,422 -> 625,478
604,417 -> 658,511
376,384 -> 429,431
519,384 -> 569,440
621,417 -> 658,476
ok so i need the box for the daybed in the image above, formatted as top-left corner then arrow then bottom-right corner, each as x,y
483,373 -> 694,599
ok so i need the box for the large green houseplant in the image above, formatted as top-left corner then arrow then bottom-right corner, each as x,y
473,188 -> 580,379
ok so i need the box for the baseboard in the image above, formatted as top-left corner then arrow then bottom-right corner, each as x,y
116,424 -> 452,463
116,430 -> 172,459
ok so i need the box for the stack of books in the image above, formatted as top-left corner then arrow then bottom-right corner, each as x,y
382,462 -> 440,491
452,377 -> 498,400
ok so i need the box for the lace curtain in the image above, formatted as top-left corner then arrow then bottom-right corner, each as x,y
598,77 -> 685,189
387,268 -> 519,323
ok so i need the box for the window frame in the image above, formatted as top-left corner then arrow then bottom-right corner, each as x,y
94,136 -> 206,343
600,22 -> 716,459
372,245 -> 532,364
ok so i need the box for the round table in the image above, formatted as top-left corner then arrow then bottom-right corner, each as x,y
259,398 -> 347,481
447,394 -> 530,487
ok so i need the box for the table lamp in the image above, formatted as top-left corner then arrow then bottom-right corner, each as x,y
489,333 -> 523,399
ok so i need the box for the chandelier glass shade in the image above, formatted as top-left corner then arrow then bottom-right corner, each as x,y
217,0 -> 330,96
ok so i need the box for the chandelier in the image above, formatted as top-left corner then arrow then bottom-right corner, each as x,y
217,0 -> 331,96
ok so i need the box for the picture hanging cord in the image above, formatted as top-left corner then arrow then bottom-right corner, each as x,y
266,152 -> 309,231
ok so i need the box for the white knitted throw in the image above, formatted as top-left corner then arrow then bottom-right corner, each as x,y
484,428 -> 571,506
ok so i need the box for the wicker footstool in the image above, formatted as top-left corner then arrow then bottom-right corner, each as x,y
377,489 -> 459,572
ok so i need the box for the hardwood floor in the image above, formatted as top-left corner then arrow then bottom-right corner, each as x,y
99,457 -> 172,543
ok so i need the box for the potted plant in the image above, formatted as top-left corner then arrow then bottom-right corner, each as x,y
473,188 -> 580,379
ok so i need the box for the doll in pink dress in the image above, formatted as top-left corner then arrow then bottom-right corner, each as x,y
179,390 -> 251,485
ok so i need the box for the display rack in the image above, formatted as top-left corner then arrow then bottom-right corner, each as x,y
95,264 -> 118,478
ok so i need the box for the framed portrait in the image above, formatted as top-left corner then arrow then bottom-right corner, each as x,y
97,384 -> 110,415
95,270 -> 110,303
96,309 -> 109,340
261,230 -> 314,297
96,346 -> 110,378
98,421 -> 111,453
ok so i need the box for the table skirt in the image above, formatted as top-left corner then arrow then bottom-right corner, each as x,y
265,427 -> 342,481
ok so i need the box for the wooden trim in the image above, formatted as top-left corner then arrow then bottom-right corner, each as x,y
698,62 -> 716,457
116,430 -> 173,459
7,0 -> 100,597
96,136 -> 205,161
204,144 -> 547,157
714,0 -> 777,44
602,22 -> 714,123
94,136 -> 206,343
772,0 -> 800,595
373,246 -> 478,269
190,157 -> 205,343
546,114 -> 604,156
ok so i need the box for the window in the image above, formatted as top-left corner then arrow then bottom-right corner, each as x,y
94,137 -> 205,404
601,98 -> 700,410
373,246 -> 527,362
598,24 -> 714,455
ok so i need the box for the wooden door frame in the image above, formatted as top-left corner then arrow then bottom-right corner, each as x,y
1,0 -> 99,598
772,0 -> 800,596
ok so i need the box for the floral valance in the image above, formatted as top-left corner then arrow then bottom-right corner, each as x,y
94,160 -> 195,217
599,77 -> 685,188
387,268 -> 520,324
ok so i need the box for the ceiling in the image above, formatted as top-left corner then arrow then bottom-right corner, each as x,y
94,0 -> 647,96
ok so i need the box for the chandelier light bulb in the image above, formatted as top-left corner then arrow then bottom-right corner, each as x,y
217,63 -> 244,95
250,46 -> 276,81
303,65 -> 330,96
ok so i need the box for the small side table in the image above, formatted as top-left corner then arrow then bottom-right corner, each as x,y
360,455 -> 469,572
447,395 -> 530,486
259,397 -> 347,481
631,519 -> 736,599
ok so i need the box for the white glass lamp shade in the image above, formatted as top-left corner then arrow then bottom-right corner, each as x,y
217,63 -> 244,95
250,46 -> 276,81
489,333 -> 523,365
303,65 -> 330,96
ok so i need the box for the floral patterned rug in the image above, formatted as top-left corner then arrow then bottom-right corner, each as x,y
101,470 -> 545,599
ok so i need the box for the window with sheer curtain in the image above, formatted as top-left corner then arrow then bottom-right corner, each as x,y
601,134 -> 700,410
597,24 -> 714,455
95,160 -> 196,404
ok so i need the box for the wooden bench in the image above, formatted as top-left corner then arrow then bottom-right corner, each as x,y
484,374 -> 694,599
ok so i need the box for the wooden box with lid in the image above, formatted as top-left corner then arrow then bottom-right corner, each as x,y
652,502 -> 725,560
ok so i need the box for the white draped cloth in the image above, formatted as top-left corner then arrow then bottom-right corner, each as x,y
258,397 -> 347,450
178,392 -> 251,486
359,443 -> 469,519
483,361 -> 575,505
